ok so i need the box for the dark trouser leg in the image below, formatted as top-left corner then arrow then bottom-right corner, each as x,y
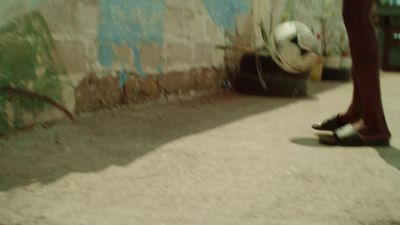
342,0 -> 390,138
338,76 -> 362,124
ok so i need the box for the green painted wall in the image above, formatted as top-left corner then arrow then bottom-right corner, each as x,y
0,12 -> 64,133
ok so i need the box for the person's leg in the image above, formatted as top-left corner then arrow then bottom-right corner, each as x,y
337,77 -> 362,125
342,0 -> 390,140
312,75 -> 361,131
313,1 -> 368,130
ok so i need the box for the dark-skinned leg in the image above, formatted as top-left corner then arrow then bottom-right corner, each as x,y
343,0 -> 391,140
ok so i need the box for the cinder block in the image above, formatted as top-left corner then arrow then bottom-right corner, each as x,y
165,0 -> 194,11
76,1 -> 100,34
159,71 -> 196,94
206,20 -> 224,43
124,75 -> 161,103
40,0 -> 99,35
192,68 -> 226,90
75,72 -> 121,113
194,43 -> 213,66
164,7 -> 199,37
164,1 -> 209,43
39,0 -> 77,34
54,40 -> 88,74
138,75 -> 161,98
164,42 -> 194,66
139,43 -> 162,74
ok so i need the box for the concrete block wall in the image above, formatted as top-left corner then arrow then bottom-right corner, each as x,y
0,0 -> 257,133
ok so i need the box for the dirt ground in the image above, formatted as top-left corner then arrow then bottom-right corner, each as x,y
1,73 -> 400,225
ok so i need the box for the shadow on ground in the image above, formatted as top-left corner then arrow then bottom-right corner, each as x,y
291,137 -> 400,172
290,137 -> 321,148
0,81 -> 344,191
375,146 -> 400,171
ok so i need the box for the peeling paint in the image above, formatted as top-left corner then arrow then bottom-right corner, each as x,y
202,0 -> 251,32
98,0 -> 166,77
0,12 -> 64,133
110,42 -> 137,72
0,0 -> 275,134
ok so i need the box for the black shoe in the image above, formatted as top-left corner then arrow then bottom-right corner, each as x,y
318,124 -> 390,147
312,115 -> 341,131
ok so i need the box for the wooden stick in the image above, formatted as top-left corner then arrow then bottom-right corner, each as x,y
0,85 -> 75,121
215,45 -> 267,53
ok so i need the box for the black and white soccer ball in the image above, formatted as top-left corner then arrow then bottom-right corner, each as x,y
270,21 -> 320,74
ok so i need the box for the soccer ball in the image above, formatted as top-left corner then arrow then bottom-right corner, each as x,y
269,21 -> 320,74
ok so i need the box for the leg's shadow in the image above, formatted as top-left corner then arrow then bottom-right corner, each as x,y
291,137 -> 322,147
374,146 -> 400,171
291,137 -> 400,172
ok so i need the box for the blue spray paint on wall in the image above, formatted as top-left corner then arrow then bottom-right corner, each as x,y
98,0 -> 165,76
202,0 -> 251,32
